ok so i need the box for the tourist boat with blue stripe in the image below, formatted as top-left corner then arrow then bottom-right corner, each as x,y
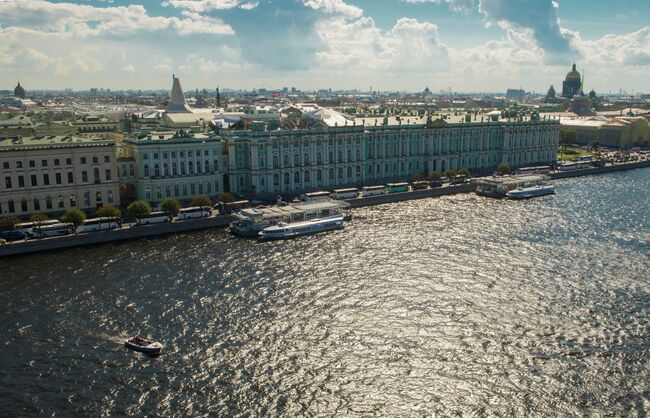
506,184 -> 556,199
258,215 -> 345,240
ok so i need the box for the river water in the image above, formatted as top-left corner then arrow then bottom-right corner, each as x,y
1,169 -> 649,416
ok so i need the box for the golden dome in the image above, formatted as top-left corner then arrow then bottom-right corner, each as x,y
565,63 -> 581,81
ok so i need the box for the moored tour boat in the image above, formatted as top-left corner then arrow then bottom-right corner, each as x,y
125,336 -> 163,356
259,215 -> 345,240
506,184 -> 556,199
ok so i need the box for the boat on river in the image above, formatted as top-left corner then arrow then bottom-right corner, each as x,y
124,336 -> 163,356
259,215 -> 345,240
230,200 -> 350,238
506,184 -> 556,199
476,174 -> 550,198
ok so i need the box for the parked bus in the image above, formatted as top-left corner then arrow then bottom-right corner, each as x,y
177,206 -> 212,220
14,220 -> 60,235
386,183 -> 409,193
217,200 -> 250,215
300,191 -> 331,202
516,165 -> 551,175
360,185 -> 386,197
135,211 -> 170,225
450,175 -> 468,185
31,223 -> 74,238
80,217 -> 120,233
410,181 -> 429,190
332,188 -> 359,200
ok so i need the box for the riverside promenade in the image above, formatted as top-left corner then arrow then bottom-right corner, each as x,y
1,159 -> 648,258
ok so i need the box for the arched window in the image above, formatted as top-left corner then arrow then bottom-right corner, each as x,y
46,196 -> 52,209
172,162 -> 178,176
196,161 -> 202,174
58,194 -> 64,208
129,164 -> 135,177
181,162 -> 186,175
338,150 -> 343,162
154,164 -> 160,177
273,173 -> 280,187
96,191 -> 102,203
283,172 -> 290,187
204,161 -> 209,173
329,168 -> 334,180
304,153 -> 310,165
213,159 -> 219,172
317,152 -> 322,164
283,154 -> 289,166
7,200 -> 15,212
69,194 -> 76,207
20,198 -> 27,212
347,167 -> 352,178
338,167 -> 343,179
33,198 -> 40,211
164,163 -> 169,176
144,164 -> 149,177
294,153 -> 299,166
304,170 -> 310,182
355,166 -> 361,177
317,169 -> 322,182
121,165 -> 127,178
294,171 -> 300,184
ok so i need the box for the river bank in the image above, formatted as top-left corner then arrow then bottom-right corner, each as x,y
1,159 -> 648,257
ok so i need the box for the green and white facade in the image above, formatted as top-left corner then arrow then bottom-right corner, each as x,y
220,118 -> 560,194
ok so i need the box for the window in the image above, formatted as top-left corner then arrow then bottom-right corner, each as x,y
294,171 -> 300,184
172,162 -> 178,176
92,156 -> 98,164
54,159 -> 60,166
171,152 -> 176,158
347,167 -> 352,178
204,161 -> 209,173
46,196 -> 53,209
188,151 -> 193,157
2,162 -> 9,169
329,168 -> 334,180
43,174 -> 50,185
338,167 -> 343,179
31,175 -> 37,187
181,162 -> 186,175
42,159 -> 48,167
199,183 -> 203,194
58,194 -> 64,208
180,151 -> 185,157
96,191 -> 102,203
283,155 -> 289,166
304,153 -> 310,165
29,160 -> 35,168
189,161 -> 194,175
317,169 -> 322,182
154,153 -> 159,160
21,199 -> 27,212
33,199 -> 40,211
213,159 -> 218,172
304,170 -> 310,182
165,186 -> 171,198
18,176 -> 24,188
16,161 -> 22,169
66,158 -> 72,165
284,172 -> 290,187
143,165 -> 149,177
273,174 -> 280,187
8,200 -> 14,213
182,184 -> 187,196
83,192 -> 90,206
154,164 -> 160,177
55,173 -> 62,184
68,172 -> 74,183
129,165 -> 135,177
93,168 -> 100,183
70,194 -> 76,207
82,171 -> 88,182
207,182 -> 212,193
143,153 -> 149,161
197,161 -> 202,174
107,190 -> 113,204
174,184 -> 179,196
104,155 -> 110,163
5,177 -> 11,189
81,157 -> 87,164
121,165 -> 127,178
190,183 -> 195,195
105,169 -> 112,181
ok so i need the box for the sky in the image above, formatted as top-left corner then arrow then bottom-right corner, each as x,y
0,0 -> 649,93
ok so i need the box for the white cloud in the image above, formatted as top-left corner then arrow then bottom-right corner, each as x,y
303,0 -> 363,18
401,0 -> 475,13
162,0 -> 256,12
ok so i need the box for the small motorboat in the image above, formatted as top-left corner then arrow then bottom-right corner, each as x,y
124,336 -> 163,356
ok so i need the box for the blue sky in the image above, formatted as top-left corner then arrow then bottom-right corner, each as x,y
1,0 -> 649,93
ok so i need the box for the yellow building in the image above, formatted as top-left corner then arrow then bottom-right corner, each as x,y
561,116 -> 649,149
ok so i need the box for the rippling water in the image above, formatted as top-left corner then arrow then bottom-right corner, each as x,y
1,169 -> 649,416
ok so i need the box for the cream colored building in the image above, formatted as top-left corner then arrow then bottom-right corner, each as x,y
561,116 -> 650,149
0,135 -> 120,218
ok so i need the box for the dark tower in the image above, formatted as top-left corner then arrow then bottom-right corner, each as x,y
561,63 -> 581,98
14,81 -> 26,99
216,87 -> 221,108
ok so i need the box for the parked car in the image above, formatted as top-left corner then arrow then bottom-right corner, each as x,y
1,230 -> 27,242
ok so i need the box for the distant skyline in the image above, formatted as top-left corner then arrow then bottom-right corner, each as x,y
1,0 -> 649,93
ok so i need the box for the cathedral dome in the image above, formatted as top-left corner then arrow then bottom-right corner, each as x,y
565,63 -> 581,81
14,81 -> 26,99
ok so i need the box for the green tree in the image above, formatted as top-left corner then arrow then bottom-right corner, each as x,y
497,163 -> 511,175
217,192 -> 236,204
97,205 -> 121,219
457,168 -> 470,177
589,140 -> 600,157
444,169 -> 457,178
428,171 -> 441,180
191,195 -> 213,208
559,128 -> 577,160
30,213 -> 49,225
127,200 -> 152,220
161,198 -> 181,217
0,216 -> 20,231
60,208 -> 86,230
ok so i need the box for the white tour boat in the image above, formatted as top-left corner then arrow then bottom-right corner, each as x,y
506,184 -> 556,199
258,215 -> 345,240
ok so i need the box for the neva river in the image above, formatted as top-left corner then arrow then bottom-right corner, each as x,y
1,169 -> 649,416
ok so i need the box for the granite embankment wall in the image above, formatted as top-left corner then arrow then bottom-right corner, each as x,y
548,160 -> 650,180
0,215 -> 233,257
1,160 -> 648,258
